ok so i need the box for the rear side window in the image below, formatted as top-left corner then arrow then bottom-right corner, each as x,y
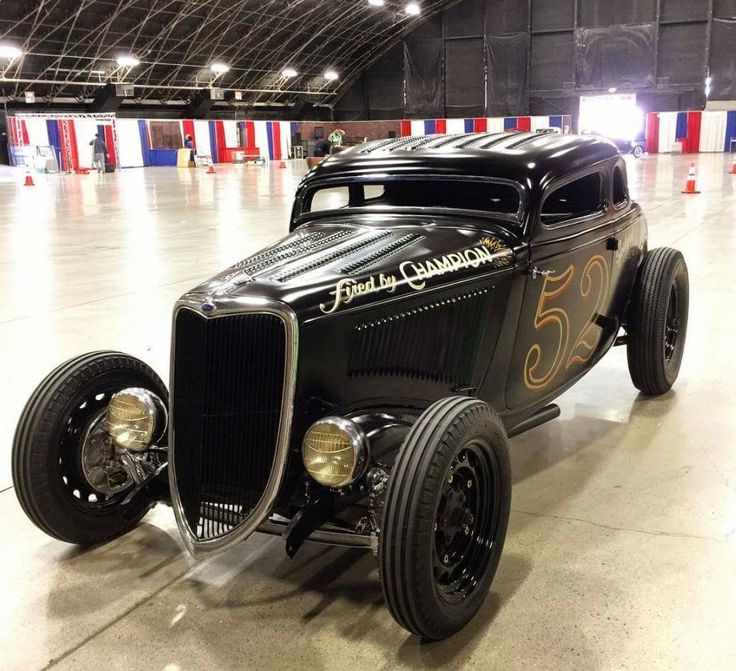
541,173 -> 604,226
304,179 -> 521,219
613,165 -> 628,206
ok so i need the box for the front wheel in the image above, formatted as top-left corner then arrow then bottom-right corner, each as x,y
12,351 -> 168,545
379,397 -> 511,640
632,144 -> 644,158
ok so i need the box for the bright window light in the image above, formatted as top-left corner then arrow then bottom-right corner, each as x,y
608,87 -> 617,93
579,93 -> 643,142
369,0 -> 385,6
282,67 -> 298,78
210,62 -> 230,74
116,55 -> 140,68
405,2 -> 421,15
0,44 -> 23,60
324,70 -> 339,81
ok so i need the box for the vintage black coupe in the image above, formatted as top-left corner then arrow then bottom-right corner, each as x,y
12,132 -> 688,640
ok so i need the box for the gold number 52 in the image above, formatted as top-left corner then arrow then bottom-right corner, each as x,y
523,265 -> 574,391
523,255 -> 610,392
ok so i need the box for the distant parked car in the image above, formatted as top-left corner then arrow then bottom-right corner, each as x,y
12,132 -> 688,640
607,136 -> 646,158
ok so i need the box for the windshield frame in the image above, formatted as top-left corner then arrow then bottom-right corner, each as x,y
292,174 -> 527,228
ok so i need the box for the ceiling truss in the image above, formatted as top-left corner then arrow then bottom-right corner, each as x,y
0,0 -> 456,107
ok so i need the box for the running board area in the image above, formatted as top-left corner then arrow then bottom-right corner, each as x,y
507,404 -> 561,438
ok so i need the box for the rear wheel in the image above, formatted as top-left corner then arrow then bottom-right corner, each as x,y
12,351 -> 168,544
379,397 -> 511,640
626,248 -> 689,395
632,144 -> 644,158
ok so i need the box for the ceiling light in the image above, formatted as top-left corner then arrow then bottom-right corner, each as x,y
210,62 -> 230,74
0,45 -> 23,60
405,2 -> 420,15
369,0 -> 385,6
116,55 -> 140,68
282,67 -> 298,78
324,70 -> 339,81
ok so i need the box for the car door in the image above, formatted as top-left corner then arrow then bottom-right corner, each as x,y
506,165 -> 618,410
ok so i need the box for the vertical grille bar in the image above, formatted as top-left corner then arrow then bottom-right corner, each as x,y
172,308 -> 287,542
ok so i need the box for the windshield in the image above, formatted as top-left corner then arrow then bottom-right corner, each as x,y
302,178 -> 523,224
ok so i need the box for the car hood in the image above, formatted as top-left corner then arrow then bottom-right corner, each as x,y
179,215 -> 516,322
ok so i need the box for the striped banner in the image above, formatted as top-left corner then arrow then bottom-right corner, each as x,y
646,110 -> 734,153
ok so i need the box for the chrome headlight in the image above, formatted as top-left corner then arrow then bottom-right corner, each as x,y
106,387 -> 166,452
301,417 -> 367,488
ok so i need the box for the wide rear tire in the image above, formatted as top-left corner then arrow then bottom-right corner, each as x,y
626,248 -> 689,395
12,351 -> 168,545
379,396 -> 511,640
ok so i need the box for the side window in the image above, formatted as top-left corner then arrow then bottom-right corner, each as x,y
541,172 -> 604,227
613,165 -> 628,207
309,186 -> 350,212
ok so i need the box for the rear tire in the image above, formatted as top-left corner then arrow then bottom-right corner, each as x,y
626,248 -> 689,395
379,397 -> 511,640
12,351 -> 168,545
633,145 -> 644,158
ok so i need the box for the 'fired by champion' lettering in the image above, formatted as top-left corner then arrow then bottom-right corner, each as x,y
320,243 -> 510,314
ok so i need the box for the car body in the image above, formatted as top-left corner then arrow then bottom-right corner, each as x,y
13,132 -> 689,639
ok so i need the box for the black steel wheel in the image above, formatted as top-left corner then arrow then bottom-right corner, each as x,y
12,351 -> 168,544
379,397 -> 511,640
626,247 -> 689,395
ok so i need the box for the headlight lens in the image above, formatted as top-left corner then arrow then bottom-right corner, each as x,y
301,417 -> 367,488
106,388 -> 165,452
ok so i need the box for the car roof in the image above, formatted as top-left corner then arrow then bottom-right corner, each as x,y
303,132 -> 620,191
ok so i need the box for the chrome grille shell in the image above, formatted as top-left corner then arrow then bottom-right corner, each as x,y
168,295 -> 298,559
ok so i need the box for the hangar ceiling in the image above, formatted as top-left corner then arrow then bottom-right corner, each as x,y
0,0 -> 459,106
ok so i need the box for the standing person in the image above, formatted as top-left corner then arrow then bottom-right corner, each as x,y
328,128 -> 345,152
89,133 -> 108,173
313,137 -> 331,157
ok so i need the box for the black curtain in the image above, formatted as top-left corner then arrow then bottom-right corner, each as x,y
368,43 -> 404,115
575,24 -> 656,89
446,37 -> 485,117
486,33 -> 529,117
709,19 -> 736,100
404,38 -> 444,117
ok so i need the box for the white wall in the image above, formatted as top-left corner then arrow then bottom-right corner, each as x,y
116,119 -> 144,168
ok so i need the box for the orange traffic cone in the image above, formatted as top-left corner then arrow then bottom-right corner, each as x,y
23,170 -> 34,186
682,162 -> 700,194
206,163 -> 215,174
278,160 -> 287,169
730,156 -> 736,175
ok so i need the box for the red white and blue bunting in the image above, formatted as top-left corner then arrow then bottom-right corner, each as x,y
400,116 -> 570,137
646,110 -> 736,153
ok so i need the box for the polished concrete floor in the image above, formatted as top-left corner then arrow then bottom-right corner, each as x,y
0,154 -> 735,670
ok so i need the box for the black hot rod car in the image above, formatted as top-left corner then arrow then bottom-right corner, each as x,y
12,132 -> 688,640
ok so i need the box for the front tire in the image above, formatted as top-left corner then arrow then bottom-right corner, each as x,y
626,248 -> 689,395
633,144 -> 644,158
12,351 -> 168,545
379,397 -> 511,640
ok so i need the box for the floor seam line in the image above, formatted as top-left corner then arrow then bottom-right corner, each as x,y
511,508 -> 725,544
42,563 -> 194,670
